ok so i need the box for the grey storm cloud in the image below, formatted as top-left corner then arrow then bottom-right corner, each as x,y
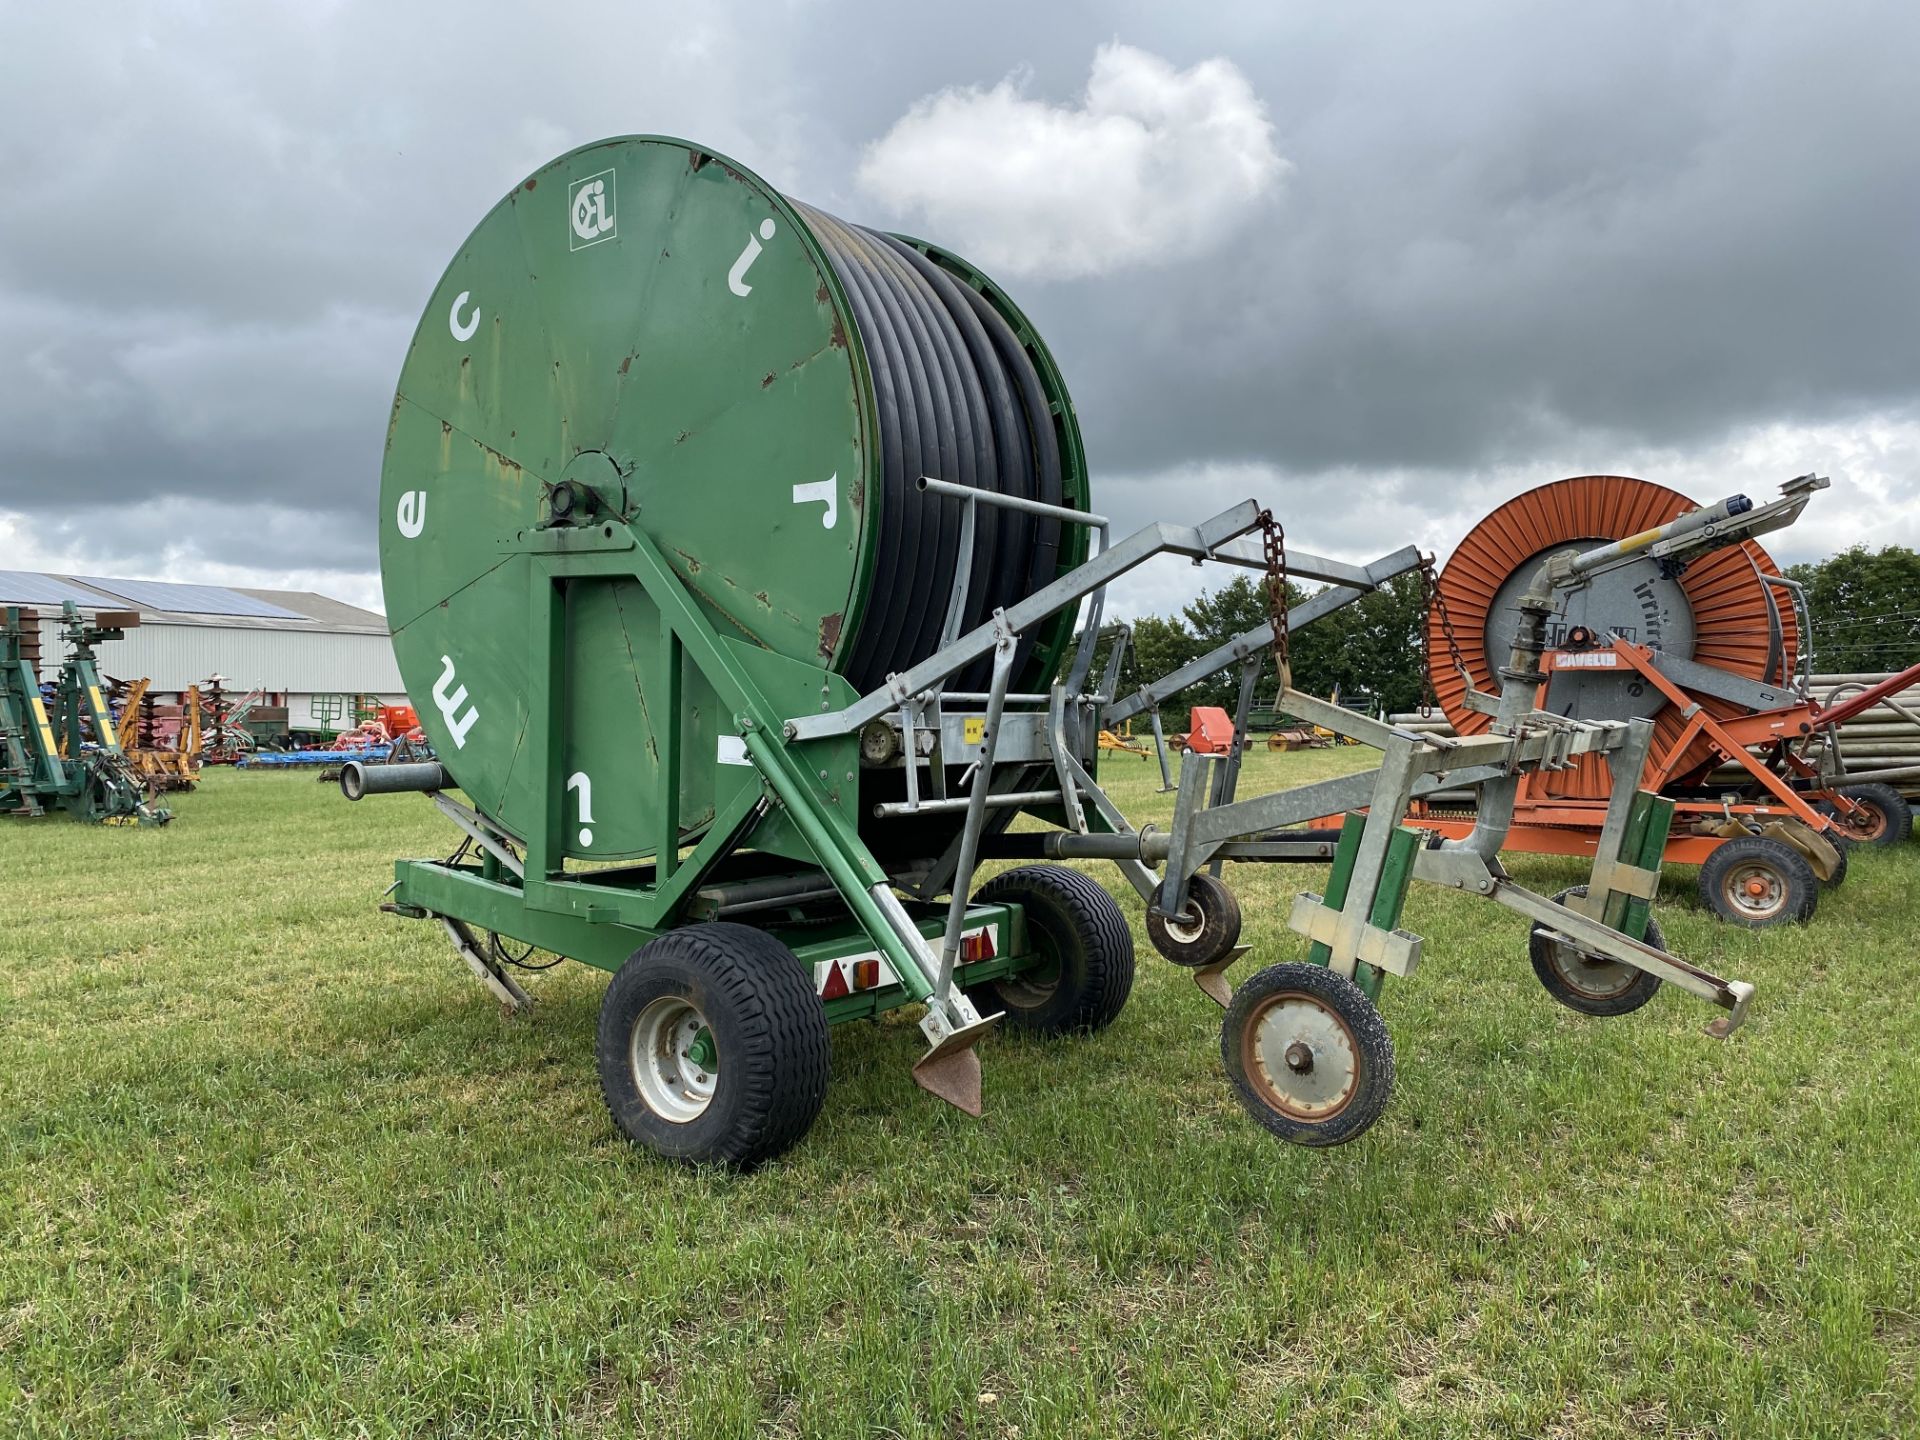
1,0 -> 1916,603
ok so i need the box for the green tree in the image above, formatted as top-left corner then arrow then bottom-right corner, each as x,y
1178,574 -> 1276,712
1784,545 -> 1920,675
1286,572 -> 1427,715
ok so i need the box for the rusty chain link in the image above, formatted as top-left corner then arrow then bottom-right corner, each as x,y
1257,509 -> 1290,684
1418,554 -> 1469,716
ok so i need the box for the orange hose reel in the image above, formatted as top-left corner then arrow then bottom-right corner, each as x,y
1428,476 -> 1797,800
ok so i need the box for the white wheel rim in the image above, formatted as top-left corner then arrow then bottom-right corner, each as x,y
1246,993 -> 1359,1119
630,997 -> 718,1123
1162,906 -> 1206,945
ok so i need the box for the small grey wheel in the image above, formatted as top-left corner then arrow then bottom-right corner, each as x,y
1698,835 -> 1818,928
1528,885 -> 1665,1017
1221,961 -> 1394,1147
1146,872 -> 1243,968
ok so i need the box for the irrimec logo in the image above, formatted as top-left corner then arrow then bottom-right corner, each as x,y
568,169 -> 616,250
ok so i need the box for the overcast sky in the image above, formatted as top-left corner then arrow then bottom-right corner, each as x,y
2,1 -> 1916,620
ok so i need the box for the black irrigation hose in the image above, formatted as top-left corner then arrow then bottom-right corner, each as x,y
796,204 -> 1065,693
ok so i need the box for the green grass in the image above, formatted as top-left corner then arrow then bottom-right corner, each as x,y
3,754 -> 1917,1438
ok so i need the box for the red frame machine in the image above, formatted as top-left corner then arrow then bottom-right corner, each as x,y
1401,638 -> 1920,912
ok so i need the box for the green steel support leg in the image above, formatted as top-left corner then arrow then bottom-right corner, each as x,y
656,617 -> 683,883
1611,792 -> 1674,943
1307,811 -> 1419,1002
536,529 -> 936,1009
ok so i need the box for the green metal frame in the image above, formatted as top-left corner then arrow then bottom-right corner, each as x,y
390,517 -> 1047,1019
1,604 -> 165,825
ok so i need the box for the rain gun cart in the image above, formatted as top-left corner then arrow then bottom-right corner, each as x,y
355,136 -> 1756,1166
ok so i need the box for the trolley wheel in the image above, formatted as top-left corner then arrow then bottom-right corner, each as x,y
1221,961 -> 1395,1148
1698,836 -> 1819,929
596,923 -> 829,1170
1146,872 -> 1243,968
1528,886 -> 1665,1017
966,865 -> 1134,1035
1818,782 -> 1912,847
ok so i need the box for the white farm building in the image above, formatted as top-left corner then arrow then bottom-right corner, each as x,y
1,570 -> 404,738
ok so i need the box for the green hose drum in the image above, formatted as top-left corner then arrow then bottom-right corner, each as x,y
380,136 -> 1090,864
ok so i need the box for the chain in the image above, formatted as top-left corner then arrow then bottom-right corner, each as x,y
1257,510 -> 1290,684
1417,554 -> 1469,716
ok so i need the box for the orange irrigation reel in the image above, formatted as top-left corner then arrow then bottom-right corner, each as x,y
1396,474 -> 1904,928
1429,476 -> 1797,801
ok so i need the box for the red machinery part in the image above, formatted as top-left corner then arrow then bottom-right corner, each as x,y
1429,476 -> 1796,799
1185,706 -> 1238,755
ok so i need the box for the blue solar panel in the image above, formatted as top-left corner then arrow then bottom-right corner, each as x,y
72,576 -> 307,620
0,570 -> 126,608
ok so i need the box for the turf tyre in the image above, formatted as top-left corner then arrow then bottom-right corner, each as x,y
1698,835 -> 1819,928
1818,782 -> 1912,847
966,865 -> 1134,1035
596,923 -> 829,1170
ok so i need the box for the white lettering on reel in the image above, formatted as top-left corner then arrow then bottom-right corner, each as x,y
728,218 -> 777,297
432,655 -> 480,749
448,291 -> 480,342
566,771 -> 595,847
396,491 -> 427,539
791,475 -> 837,529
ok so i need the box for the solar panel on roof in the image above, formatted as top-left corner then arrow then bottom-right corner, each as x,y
71,576 -> 307,620
0,570 -> 127,608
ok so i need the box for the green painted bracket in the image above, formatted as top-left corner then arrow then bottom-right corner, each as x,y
1608,791 -> 1674,943
1306,811 -> 1420,1002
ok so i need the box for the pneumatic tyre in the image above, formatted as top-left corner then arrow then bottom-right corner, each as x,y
1818,782 -> 1912,847
1222,961 -> 1395,1147
1146,871 -> 1244,967
966,865 -> 1134,1035
1528,885 -> 1665,1017
596,923 -> 829,1170
1698,836 -> 1819,928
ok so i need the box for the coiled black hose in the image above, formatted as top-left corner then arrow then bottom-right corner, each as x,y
795,204 -> 1064,693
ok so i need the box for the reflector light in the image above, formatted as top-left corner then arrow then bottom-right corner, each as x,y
852,958 -> 881,991
820,962 -> 850,1000
962,929 -> 996,962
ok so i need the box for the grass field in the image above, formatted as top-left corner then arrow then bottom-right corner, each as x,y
3,754 -> 1918,1438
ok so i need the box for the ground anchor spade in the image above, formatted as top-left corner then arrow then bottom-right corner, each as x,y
1192,943 -> 1252,1008
911,1013 -> 1001,1116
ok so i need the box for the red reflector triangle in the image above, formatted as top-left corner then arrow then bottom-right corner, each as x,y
821,962 -> 850,1000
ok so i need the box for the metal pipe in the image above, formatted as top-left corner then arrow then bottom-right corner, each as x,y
917,474 -> 1109,528
340,760 -> 451,800
872,788 -> 1063,818
935,636 -> 1017,1002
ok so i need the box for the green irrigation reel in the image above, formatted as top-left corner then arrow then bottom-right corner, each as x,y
356,136 -> 1762,1168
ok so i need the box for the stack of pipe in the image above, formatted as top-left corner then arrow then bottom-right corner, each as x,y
1804,672 -> 1920,797
1387,670 -> 1920,802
